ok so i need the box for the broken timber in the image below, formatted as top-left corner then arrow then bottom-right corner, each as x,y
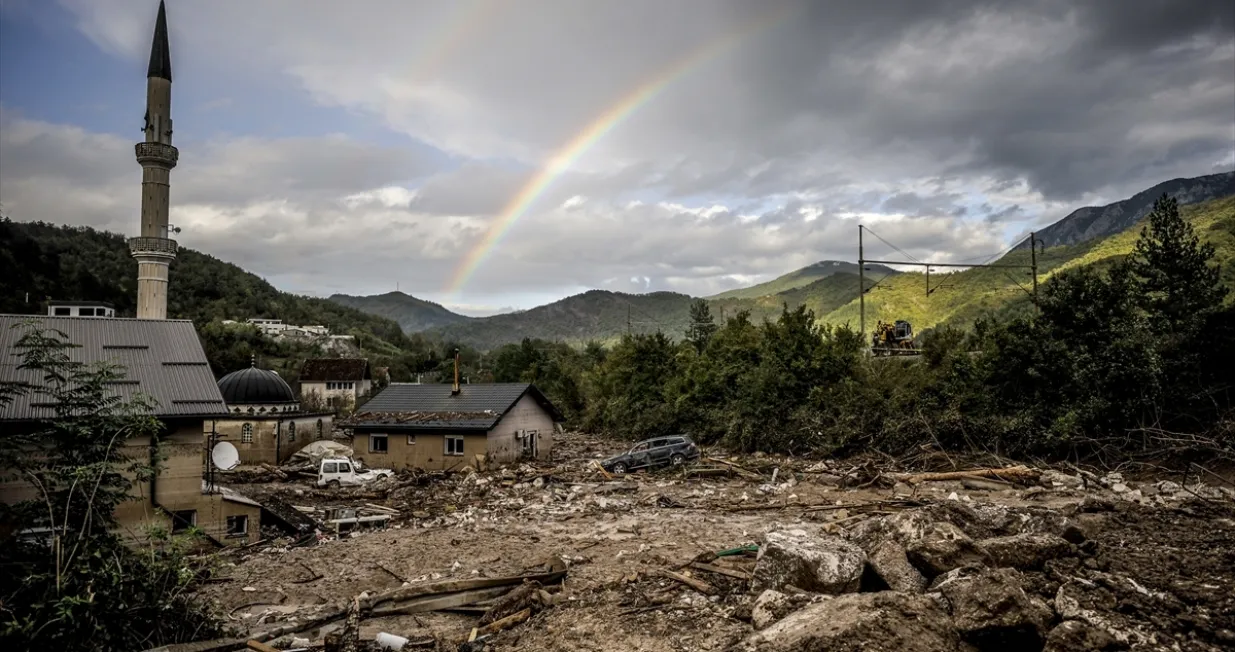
889,465 -> 1040,485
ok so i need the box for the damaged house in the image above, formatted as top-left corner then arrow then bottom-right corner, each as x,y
347,380 -> 563,471
0,315 -> 262,546
298,357 -> 373,411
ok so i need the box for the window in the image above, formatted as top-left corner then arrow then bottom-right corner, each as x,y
323,462 -> 338,473
316,419 -> 324,439
241,423 -> 253,443
338,462 -> 351,473
445,436 -> 465,456
170,510 -> 196,533
407,435 -> 416,445
79,308 -> 95,316
54,307 -> 71,316
369,434 -> 388,453
287,422 -> 296,442
226,515 -> 248,537
326,382 -> 334,390
347,382 -> 354,390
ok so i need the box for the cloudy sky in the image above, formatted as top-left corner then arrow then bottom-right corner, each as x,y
1,0 -> 1232,315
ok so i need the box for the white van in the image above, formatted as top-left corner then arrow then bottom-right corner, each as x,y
317,457 -> 392,488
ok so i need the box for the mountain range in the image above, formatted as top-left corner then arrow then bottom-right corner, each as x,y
2,171 -> 1231,352
330,172 -> 1233,348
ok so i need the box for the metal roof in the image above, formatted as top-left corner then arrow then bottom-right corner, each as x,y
348,382 -> 562,432
299,358 -> 370,382
0,315 -> 227,421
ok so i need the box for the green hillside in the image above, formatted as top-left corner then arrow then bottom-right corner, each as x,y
428,290 -> 700,349
329,291 -> 471,333
709,260 -> 895,300
0,219 -> 418,373
820,194 -> 1235,333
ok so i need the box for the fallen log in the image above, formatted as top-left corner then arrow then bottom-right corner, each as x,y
890,465 -> 1040,485
658,569 -> 717,595
245,641 -> 279,652
369,586 -> 513,617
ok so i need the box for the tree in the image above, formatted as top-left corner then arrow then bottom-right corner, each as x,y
1128,194 -> 1224,336
0,324 -> 224,650
684,299 -> 718,353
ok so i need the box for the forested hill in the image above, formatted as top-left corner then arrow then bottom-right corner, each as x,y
0,220 -> 410,351
329,291 -> 470,333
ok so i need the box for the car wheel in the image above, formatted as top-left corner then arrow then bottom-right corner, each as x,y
327,480 -> 340,489
376,473 -> 388,481
670,453 -> 686,466
612,462 -> 628,474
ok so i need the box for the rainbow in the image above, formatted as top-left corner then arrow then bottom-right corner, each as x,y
445,4 -> 798,293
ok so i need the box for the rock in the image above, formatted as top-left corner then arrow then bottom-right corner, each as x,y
980,533 -> 1074,570
753,530 -> 867,595
1073,496 -> 1116,513
906,536 -> 991,578
729,592 -> 961,652
1044,620 -> 1121,651
848,510 -> 971,551
1155,480 -> 1182,495
751,590 -> 796,630
868,540 -> 927,593
937,568 -> 1053,650
1040,470 -> 1083,489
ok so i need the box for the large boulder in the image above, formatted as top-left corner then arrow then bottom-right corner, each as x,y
728,592 -> 962,652
868,540 -> 927,593
752,530 -> 866,595
848,510 -> 971,551
907,536 -> 992,579
936,568 -> 1053,651
981,533 -> 1075,570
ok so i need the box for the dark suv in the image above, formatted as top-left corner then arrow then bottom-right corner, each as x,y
600,435 -> 701,474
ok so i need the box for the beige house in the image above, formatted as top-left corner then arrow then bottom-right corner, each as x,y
0,316 -> 262,547
210,363 -> 333,465
299,358 -> 373,411
347,383 -> 562,471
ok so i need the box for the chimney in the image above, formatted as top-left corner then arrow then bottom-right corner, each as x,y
451,349 -> 461,395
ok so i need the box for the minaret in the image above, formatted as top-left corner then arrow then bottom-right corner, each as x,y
129,0 -> 178,319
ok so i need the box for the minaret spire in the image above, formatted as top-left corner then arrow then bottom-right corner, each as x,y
129,0 -> 179,319
147,1 -> 172,82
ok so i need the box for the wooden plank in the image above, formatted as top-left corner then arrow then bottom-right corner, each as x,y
658,569 -> 717,595
689,561 -> 752,581
476,608 -> 532,636
246,640 -> 280,652
370,586 -> 513,617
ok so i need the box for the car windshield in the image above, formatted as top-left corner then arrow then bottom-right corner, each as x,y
630,442 -> 649,453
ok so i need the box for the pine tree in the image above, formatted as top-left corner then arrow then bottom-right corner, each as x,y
1127,194 -> 1223,336
684,299 -> 718,353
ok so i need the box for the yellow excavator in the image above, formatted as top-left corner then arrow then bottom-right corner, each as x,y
871,320 -> 918,356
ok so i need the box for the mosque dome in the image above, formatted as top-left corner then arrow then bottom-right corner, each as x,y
218,364 -> 296,406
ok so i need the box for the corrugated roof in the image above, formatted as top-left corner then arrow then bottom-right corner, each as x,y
347,382 -> 562,431
0,315 -> 226,421
299,358 -> 370,381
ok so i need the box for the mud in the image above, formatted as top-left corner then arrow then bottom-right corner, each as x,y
194,433 -> 1235,652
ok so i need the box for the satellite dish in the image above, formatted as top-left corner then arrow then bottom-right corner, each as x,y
211,441 -> 240,471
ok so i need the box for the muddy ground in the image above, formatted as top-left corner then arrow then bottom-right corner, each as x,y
192,432 -> 1235,652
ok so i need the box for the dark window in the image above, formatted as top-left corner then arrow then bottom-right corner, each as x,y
79,308 -> 95,316
445,436 -> 465,456
323,462 -> 338,473
226,515 -> 248,537
370,434 -> 388,453
170,510 -> 196,533
241,423 -> 253,443
316,419 -> 324,439
53,307 -> 71,316
287,422 -> 296,442
338,462 -> 351,473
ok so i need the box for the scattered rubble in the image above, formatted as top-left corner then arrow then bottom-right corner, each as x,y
167,432 -> 1235,652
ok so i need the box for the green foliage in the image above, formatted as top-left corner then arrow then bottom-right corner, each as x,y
0,324 -> 223,650
684,299 -> 718,353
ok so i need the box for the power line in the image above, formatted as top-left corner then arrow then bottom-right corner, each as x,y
863,225 -> 923,264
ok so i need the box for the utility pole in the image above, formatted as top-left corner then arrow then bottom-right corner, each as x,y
626,305 -> 632,335
858,225 -> 865,341
1029,231 -> 1039,308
